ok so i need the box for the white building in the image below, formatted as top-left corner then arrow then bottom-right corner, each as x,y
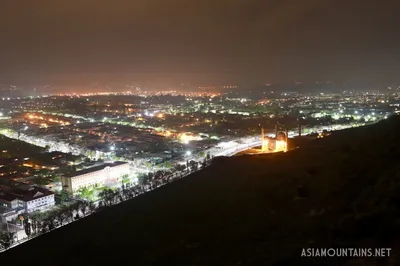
62,161 -> 130,194
0,185 -> 55,222
22,187 -> 56,213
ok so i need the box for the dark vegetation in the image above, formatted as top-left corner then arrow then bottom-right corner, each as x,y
0,135 -> 78,165
0,135 -> 44,159
2,116 -> 400,265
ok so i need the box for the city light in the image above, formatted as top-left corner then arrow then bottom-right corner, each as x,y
217,141 -> 236,149
261,138 -> 287,153
0,88 -> 394,253
275,140 -> 287,152
179,133 -> 202,144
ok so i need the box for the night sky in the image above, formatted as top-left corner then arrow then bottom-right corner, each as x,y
1,0 -> 400,87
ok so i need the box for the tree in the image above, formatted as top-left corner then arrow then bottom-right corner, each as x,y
42,216 -> 55,232
24,220 -> 32,238
29,212 -> 45,235
201,159 -> 207,169
80,202 -> 88,217
60,190 -> 72,203
36,177 -> 50,186
164,161 -> 171,168
55,209 -> 68,226
0,232 -> 15,250
88,202 -> 97,214
173,164 -> 185,173
52,175 -> 61,183
98,188 -> 115,206
66,203 -> 78,221
188,160 -> 198,172
77,187 -> 95,201
138,173 -> 150,187
121,174 -> 130,184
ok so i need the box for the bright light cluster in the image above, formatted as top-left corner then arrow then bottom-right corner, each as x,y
179,133 -> 202,144
275,140 -> 287,152
27,114 -> 71,126
217,141 -> 236,148
261,138 -> 287,153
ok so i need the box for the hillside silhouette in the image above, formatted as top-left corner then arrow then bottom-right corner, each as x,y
2,116 -> 400,266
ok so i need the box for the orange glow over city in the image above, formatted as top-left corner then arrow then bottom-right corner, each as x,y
26,114 -> 71,126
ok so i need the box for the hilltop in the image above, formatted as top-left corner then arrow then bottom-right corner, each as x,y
2,116 -> 400,265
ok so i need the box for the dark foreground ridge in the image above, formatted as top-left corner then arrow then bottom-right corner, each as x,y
2,117 -> 400,266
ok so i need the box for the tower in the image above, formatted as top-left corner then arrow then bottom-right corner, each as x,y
261,127 -> 264,143
261,127 -> 268,151
297,109 -> 302,137
285,128 -> 289,152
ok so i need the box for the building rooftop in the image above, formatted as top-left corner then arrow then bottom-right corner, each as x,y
0,191 -> 18,202
64,161 -> 128,178
0,185 -> 54,203
18,186 -> 54,202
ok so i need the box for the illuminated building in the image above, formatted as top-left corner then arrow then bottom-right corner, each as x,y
0,185 -> 55,221
261,127 -> 287,153
61,161 -> 130,194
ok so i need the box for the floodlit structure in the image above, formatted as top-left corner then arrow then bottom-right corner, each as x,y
62,161 -> 130,194
261,127 -> 287,153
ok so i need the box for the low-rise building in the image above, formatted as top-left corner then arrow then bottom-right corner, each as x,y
20,187 -> 56,213
0,185 -> 55,222
61,161 -> 130,194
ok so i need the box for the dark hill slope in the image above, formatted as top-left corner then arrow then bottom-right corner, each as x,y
2,117 -> 400,266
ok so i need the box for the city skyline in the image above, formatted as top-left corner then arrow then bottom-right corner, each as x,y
1,1 -> 400,263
